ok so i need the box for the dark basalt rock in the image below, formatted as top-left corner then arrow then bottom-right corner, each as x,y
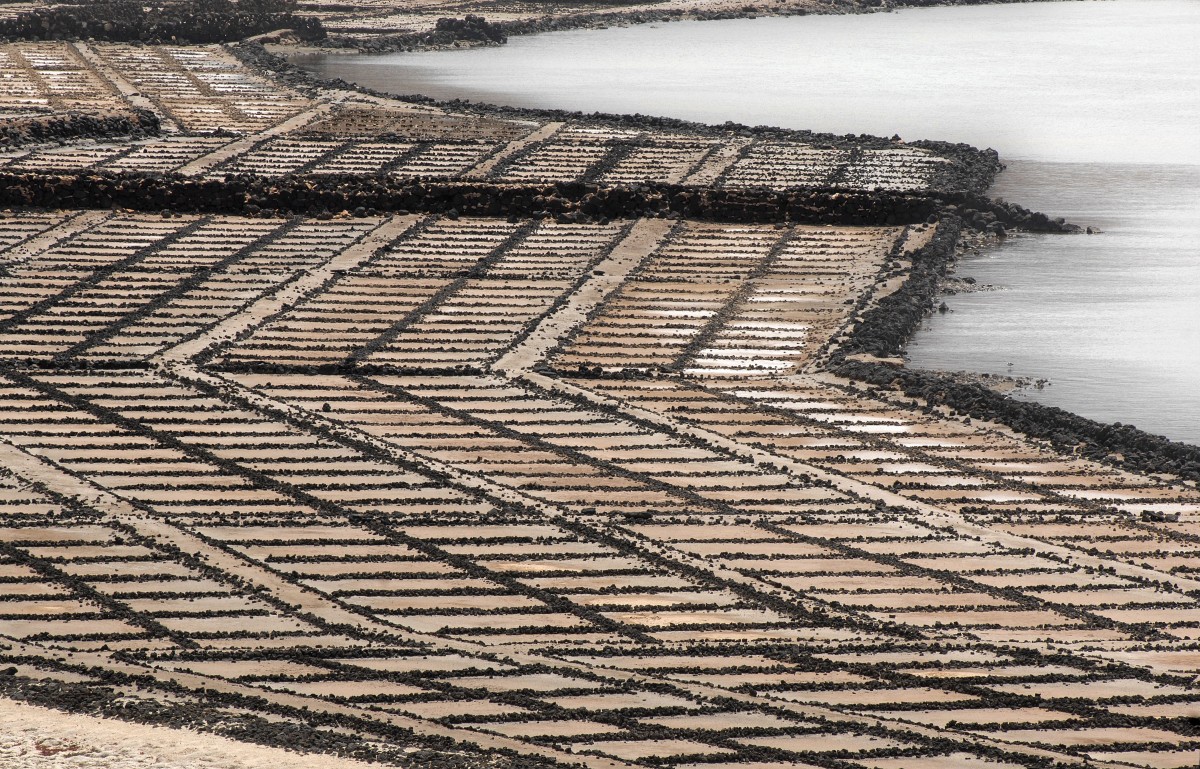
0,108 -> 160,149
838,359 -> 1200,485
0,0 -> 325,45
321,14 -> 507,52
840,215 -> 964,359
0,169 -> 1072,236
434,15 -> 507,45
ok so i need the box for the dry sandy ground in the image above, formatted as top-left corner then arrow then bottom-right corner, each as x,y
0,698 -> 386,769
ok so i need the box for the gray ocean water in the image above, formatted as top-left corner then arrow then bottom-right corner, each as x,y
297,0 -> 1200,444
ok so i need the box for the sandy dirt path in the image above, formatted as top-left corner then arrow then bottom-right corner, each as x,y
0,696 -> 387,769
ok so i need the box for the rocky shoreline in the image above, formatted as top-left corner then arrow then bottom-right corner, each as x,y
0,2 -> 1185,479
832,215 -> 1200,485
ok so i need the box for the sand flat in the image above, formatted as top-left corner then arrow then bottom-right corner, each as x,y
0,698 -> 387,769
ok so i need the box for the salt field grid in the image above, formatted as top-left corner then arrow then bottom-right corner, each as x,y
0,28 -> 1196,769
0,41 -> 962,193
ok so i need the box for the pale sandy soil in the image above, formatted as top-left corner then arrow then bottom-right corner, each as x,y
0,698 -> 388,769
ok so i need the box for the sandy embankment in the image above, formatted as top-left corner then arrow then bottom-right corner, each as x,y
0,697 -> 387,769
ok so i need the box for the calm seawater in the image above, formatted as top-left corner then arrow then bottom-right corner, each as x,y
297,0 -> 1200,444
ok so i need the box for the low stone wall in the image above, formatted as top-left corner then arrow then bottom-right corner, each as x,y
0,109 -> 160,150
0,170 -> 1074,231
